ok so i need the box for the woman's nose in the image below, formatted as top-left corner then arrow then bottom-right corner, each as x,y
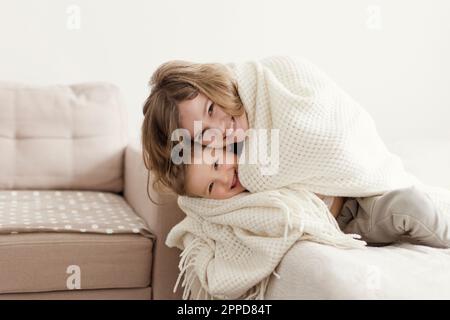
205,124 -> 226,147
217,120 -> 227,137
205,119 -> 227,140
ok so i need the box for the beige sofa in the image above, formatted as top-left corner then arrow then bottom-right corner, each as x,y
0,82 -> 184,299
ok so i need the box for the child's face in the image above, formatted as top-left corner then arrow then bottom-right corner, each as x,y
185,147 -> 246,199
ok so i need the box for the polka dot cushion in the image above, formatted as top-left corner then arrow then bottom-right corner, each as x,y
0,190 -> 152,238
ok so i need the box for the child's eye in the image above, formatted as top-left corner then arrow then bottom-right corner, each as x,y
208,102 -> 214,116
208,182 -> 214,194
213,161 -> 218,170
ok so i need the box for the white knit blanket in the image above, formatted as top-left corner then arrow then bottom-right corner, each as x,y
165,55 -> 450,300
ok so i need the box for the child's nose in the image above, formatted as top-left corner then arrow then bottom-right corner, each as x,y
217,171 -> 232,188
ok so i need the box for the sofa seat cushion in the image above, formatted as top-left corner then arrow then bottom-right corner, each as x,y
0,232 -> 153,294
0,190 -> 152,237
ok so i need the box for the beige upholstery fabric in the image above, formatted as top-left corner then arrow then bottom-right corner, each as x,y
0,82 -> 128,192
0,287 -> 152,300
124,141 -> 185,299
0,190 -> 152,237
0,232 -> 152,294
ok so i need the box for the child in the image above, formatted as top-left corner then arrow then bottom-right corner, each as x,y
183,145 -> 450,248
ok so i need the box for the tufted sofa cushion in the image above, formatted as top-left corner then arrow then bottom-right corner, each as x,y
0,82 -> 128,192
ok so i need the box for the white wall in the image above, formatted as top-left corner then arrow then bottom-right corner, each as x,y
1,0 -> 449,185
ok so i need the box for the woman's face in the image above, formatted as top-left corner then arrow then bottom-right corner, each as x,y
178,92 -> 248,147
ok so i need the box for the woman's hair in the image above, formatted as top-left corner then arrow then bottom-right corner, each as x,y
141,60 -> 244,200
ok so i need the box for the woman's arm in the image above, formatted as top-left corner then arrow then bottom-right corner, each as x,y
330,197 -> 345,218
316,194 -> 345,218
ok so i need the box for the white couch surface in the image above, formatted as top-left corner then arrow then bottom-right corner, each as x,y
266,241 -> 450,299
266,138 -> 450,299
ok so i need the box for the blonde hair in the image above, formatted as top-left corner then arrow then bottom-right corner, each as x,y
141,60 -> 244,201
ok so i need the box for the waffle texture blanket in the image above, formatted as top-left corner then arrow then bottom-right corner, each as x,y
165,56 -> 450,300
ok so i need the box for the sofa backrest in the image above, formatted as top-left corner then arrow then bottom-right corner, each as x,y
0,82 -> 128,192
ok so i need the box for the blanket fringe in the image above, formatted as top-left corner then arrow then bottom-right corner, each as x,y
173,189 -> 366,300
174,237 -> 284,300
173,237 -> 204,299
242,275 -> 272,300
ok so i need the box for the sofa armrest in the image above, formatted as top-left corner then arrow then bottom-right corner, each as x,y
123,140 -> 185,300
